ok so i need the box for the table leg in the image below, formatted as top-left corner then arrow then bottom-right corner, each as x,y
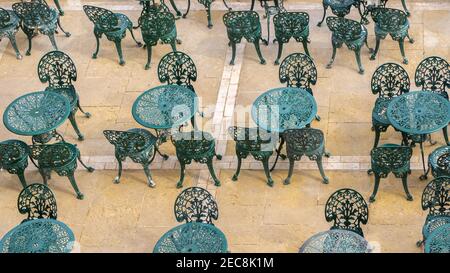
155,129 -> 170,160
419,140 -> 428,180
270,136 -> 285,171
32,130 -> 65,144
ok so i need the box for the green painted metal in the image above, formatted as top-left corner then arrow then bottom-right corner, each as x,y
273,12 -> 310,65
0,8 -> 22,59
153,222 -> 228,253
369,144 -> 413,202
325,188 -> 368,237
318,0 -> 357,27
171,131 -> 221,188
185,0 -> 214,28
103,129 -> 158,187
260,0 -> 286,43
371,63 -> 410,148
228,126 -> 275,187
326,16 -> 372,74
379,0 -> 410,16
415,56 -> 449,99
0,140 -> 29,188
369,7 -> 414,64
83,5 -> 142,65
29,142 -> 94,200
18,183 -> 57,222
424,223 -> 450,253
38,50 -> 90,141
174,187 -> 219,224
140,10 -> 178,70
427,146 -> 450,178
283,128 -> 330,186
223,11 -> 267,65
299,229 -> 369,253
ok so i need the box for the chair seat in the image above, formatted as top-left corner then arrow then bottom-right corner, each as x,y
372,97 -> 391,125
422,216 -> 450,240
46,86 -> 78,111
373,8 -> 409,35
0,140 -> 29,166
36,144 -> 78,169
126,128 -> 157,153
173,131 -> 215,156
429,146 -> 450,177
98,13 -> 129,34
0,10 -> 20,33
23,8 -> 59,29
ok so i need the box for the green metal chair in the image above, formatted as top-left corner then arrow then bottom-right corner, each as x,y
25,0 -> 65,16
103,129 -> 158,187
228,126 -> 275,187
318,0 -> 363,27
140,10 -> 179,70
369,7 -> 414,64
83,5 -> 142,65
370,63 -> 410,148
0,8 -> 22,59
415,56 -> 449,100
260,0 -> 286,43
273,11 -> 310,65
283,128 -> 330,186
18,183 -> 57,223
0,140 -> 30,188
326,16 -> 372,74
425,146 -> 450,179
174,186 -> 218,224
369,144 -> 413,202
417,177 -> 450,247
325,188 -> 369,237
223,11 -> 267,65
279,53 -> 320,121
29,142 -> 94,200
172,131 -> 222,188
379,0 -> 410,17
38,51 -> 90,141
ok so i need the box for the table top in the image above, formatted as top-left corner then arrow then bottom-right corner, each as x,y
0,219 -> 75,253
153,222 -> 228,253
299,229 -> 370,253
132,85 -> 198,130
251,87 -> 317,133
424,223 -> 450,253
387,91 -> 450,135
3,91 -> 71,136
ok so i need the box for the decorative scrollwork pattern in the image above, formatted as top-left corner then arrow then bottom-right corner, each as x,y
428,146 -> 450,178
371,144 -> 412,178
421,177 -> 450,218
38,51 -> 77,88
158,51 -> 197,91
140,11 -> 176,46
284,128 -> 326,161
18,183 -> 57,221
223,11 -> 262,44
414,56 -> 449,99
326,16 -> 366,47
174,187 -> 219,224
424,224 -> 450,253
83,5 -> 119,32
279,53 -> 317,94
103,129 -> 157,163
299,229 -> 369,253
274,12 -> 309,43
371,63 -> 410,98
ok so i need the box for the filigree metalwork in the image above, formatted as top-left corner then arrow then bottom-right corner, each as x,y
153,222 -> 228,253
174,187 -> 219,224
318,0 -> 361,27
0,140 -> 29,188
370,7 -> 413,64
283,128 -> 330,185
326,16 -> 372,74
28,0 -> 65,16
18,183 -> 57,222
273,12 -> 310,65
279,53 -> 317,95
299,229 -> 369,253
371,63 -> 410,148
83,5 -> 142,65
325,188 -> 369,237
140,11 -> 178,70
228,126 -> 275,186
426,146 -> 450,178
379,0 -> 410,16
29,142 -> 94,200
223,11 -> 266,65
38,50 -> 90,140
158,51 -> 197,91
414,56 -> 449,99
0,219 -> 74,253
424,224 -> 450,253
103,129 -> 158,187
171,131 -> 222,188
0,8 -> 22,59
421,177 -> 450,222
260,0 -> 286,43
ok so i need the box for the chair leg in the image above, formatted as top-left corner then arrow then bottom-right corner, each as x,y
206,159 -> 221,187
354,48 -> 364,74
25,31 -> 33,56
274,41 -> 283,65
266,13 -> 271,44
402,175 -> 413,201
262,157 -> 274,187
77,99 -> 91,118
176,162 -> 186,188
16,169 -> 27,188
398,38 -> 408,64
370,36 -> 381,61
68,112 -> 84,141
373,125 -> 381,149
128,27 -> 142,47
443,126 -> 449,145
283,159 -> 295,185
143,163 -> 155,187
168,0 -> 182,17
326,45 -> 337,69
206,5 -> 213,29
229,41 -> 236,65
47,32 -> 58,51
145,44 -> 152,70
253,41 -> 266,65
57,18 -> 71,37
77,153 -> 95,172
232,156 -> 242,181
183,0 -> 191,18
302,39 -> 311,57
67,173 -> 84,200
401,0 -> 410,16
92,33 -> 100,59
114,159 -> 123,184
369,174 -> 381,202
54,0 -> 64,15
316,156 -> 329,184
8,34 -> 22,60
114,39 -> 125,65
317,3 -> 328,27
39,168 -> 49,185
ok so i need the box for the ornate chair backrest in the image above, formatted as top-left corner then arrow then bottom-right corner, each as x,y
284,128 -> 324,157
370,7 -> 407,31
325,188 -> 369,237
273,11 -> 309,33
370,144 -> 412,173
158,51 -> 197,92
279,53 -> 317,94
172,131 -> 215,155
0,8 -> 11,28
0,140 -> 29,167
18,183 -> 57,222
174,187 -> 219,224
29,143 -> 76,167
326,16 -> 364,42
140,11 -> 175,41
12,2 -> 52,22
83,5 -> 118,32
103,129 -> 151,157
371,62 -> 410,98
415,56 -> 449,97
228,126 -> 274,152
223,11 -> 260,34
421,177 -> 450,218
38,51 -> 77,88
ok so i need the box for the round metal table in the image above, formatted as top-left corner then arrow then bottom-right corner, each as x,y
299,229 -> 370,253
387,91 -> 450,178
424,223 -> 450,253
3,91 -> 71,143
0,219 -> 75,253
251,87 -> 317,170
153,222 -> 228,253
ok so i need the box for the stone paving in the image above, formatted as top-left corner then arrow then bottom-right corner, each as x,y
0,0 -> 449,253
